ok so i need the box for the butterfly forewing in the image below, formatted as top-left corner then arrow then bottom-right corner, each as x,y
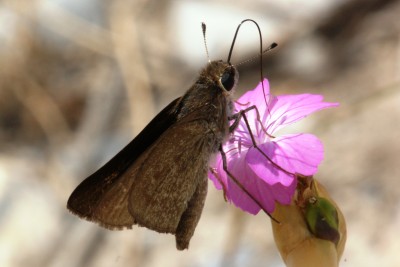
67,97 -> 182,228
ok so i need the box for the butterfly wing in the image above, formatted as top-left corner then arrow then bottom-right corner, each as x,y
127,118 -> 215,234
67,97 -> 182,229
174,174 -> 207,250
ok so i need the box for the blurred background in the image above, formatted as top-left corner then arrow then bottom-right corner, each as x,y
0,0 -> 399,266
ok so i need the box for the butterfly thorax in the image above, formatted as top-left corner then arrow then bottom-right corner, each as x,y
175,60 -> 238,147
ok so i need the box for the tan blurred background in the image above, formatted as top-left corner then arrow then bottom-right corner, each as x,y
0,0 -> 399,266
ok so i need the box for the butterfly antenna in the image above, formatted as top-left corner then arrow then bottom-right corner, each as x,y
235,42 -> 277,67
201,22 -> 211,63
228,19 -> 277,114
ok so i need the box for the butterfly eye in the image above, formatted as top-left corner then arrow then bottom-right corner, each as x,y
220,67 -> 236,91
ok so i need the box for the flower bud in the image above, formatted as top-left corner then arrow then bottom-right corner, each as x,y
271,176 -> 346,267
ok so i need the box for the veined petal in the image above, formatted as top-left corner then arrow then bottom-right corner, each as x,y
226,155 -> 267,214
272,133 -> 324,175
233,79 -> 272,136
246,133 -> 324,178
208,142 -> 246,199
235,79 -> 271,112
267,94 -> 339,134
208,150 -> 261,214
209,147 -> 297,214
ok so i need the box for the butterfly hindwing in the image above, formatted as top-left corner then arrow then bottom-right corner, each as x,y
127,119 -> 214,233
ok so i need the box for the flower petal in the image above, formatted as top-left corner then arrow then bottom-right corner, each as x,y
235,79 -> 270,112
233,79 -> 272,136
209,147 -> 297,214
246,133 -> 324,178
267,94 -> 339,134
226,155 -> 267,214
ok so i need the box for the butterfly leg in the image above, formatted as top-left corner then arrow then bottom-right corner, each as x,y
218,144 -> 278,222
209,167 -> 228,201
230,105 -> 294,176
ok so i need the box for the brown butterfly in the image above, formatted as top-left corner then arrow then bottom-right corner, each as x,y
67,20 -> 276,250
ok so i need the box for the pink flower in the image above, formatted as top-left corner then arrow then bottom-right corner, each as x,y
209,79 -> 338,214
